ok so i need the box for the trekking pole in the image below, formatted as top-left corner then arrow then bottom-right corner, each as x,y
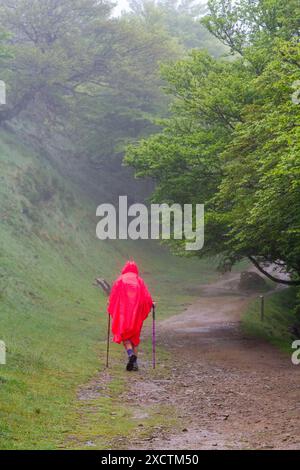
152,303 -> 156,369
106,313 -> 111,368
94,278 -> 112,369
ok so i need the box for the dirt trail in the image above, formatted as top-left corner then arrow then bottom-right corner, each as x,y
124,273 -> 300,450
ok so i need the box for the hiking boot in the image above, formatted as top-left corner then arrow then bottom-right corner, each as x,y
126,354 -> 137,371
132,361 -> 139,372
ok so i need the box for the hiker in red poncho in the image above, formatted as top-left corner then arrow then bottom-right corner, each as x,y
108,261 -> 154,371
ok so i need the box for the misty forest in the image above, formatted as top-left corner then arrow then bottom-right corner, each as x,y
0,0 -> 299,450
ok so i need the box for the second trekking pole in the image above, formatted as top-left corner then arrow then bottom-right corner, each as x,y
106,313 -> 111,368
152,304 -> 156,369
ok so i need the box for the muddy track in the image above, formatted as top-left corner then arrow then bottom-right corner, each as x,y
123,273 -> 300,450
70,272 -> 300,450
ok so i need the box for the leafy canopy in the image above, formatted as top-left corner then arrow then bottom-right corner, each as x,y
126,0 -> 300,284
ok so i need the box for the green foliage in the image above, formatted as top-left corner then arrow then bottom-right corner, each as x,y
217,39 -> 300,276
128,0 -> 227,54
203,0 -> 300,56
67,13 -> 179,163
0,0 -> 116,122
0,30 -> 11,59
68,0 -> 228,164
126,0 -> 300,281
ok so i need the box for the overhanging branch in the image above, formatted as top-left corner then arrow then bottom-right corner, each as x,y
248,256 -> 300,286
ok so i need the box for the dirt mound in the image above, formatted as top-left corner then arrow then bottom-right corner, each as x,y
239,271 -> 268,292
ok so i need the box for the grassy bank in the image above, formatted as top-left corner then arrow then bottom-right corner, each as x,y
0,130 -> 219,449
242,287 -> 299,353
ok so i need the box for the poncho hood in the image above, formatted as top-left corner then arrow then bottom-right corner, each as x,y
121,261 -> 139,276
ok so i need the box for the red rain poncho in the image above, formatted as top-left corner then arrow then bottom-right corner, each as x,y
107,261 -> 153,346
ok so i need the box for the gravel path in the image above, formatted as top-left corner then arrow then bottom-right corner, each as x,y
126,274 -> 300,450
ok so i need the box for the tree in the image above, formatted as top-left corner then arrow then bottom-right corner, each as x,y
202,0 -> 300,56
66,12 -> 180,165
0,0 -> 115,123
216,39 -> 300,284
76,0 -> 229,169
126,0 -> 300,284
0,0 -> 186,169
127,0 -> 227,54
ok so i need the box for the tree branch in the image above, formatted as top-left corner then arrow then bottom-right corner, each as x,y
248,256 -> 300,286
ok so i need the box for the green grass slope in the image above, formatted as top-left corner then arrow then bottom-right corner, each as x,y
242,287 -> 299,353
0,130 -> 219,449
